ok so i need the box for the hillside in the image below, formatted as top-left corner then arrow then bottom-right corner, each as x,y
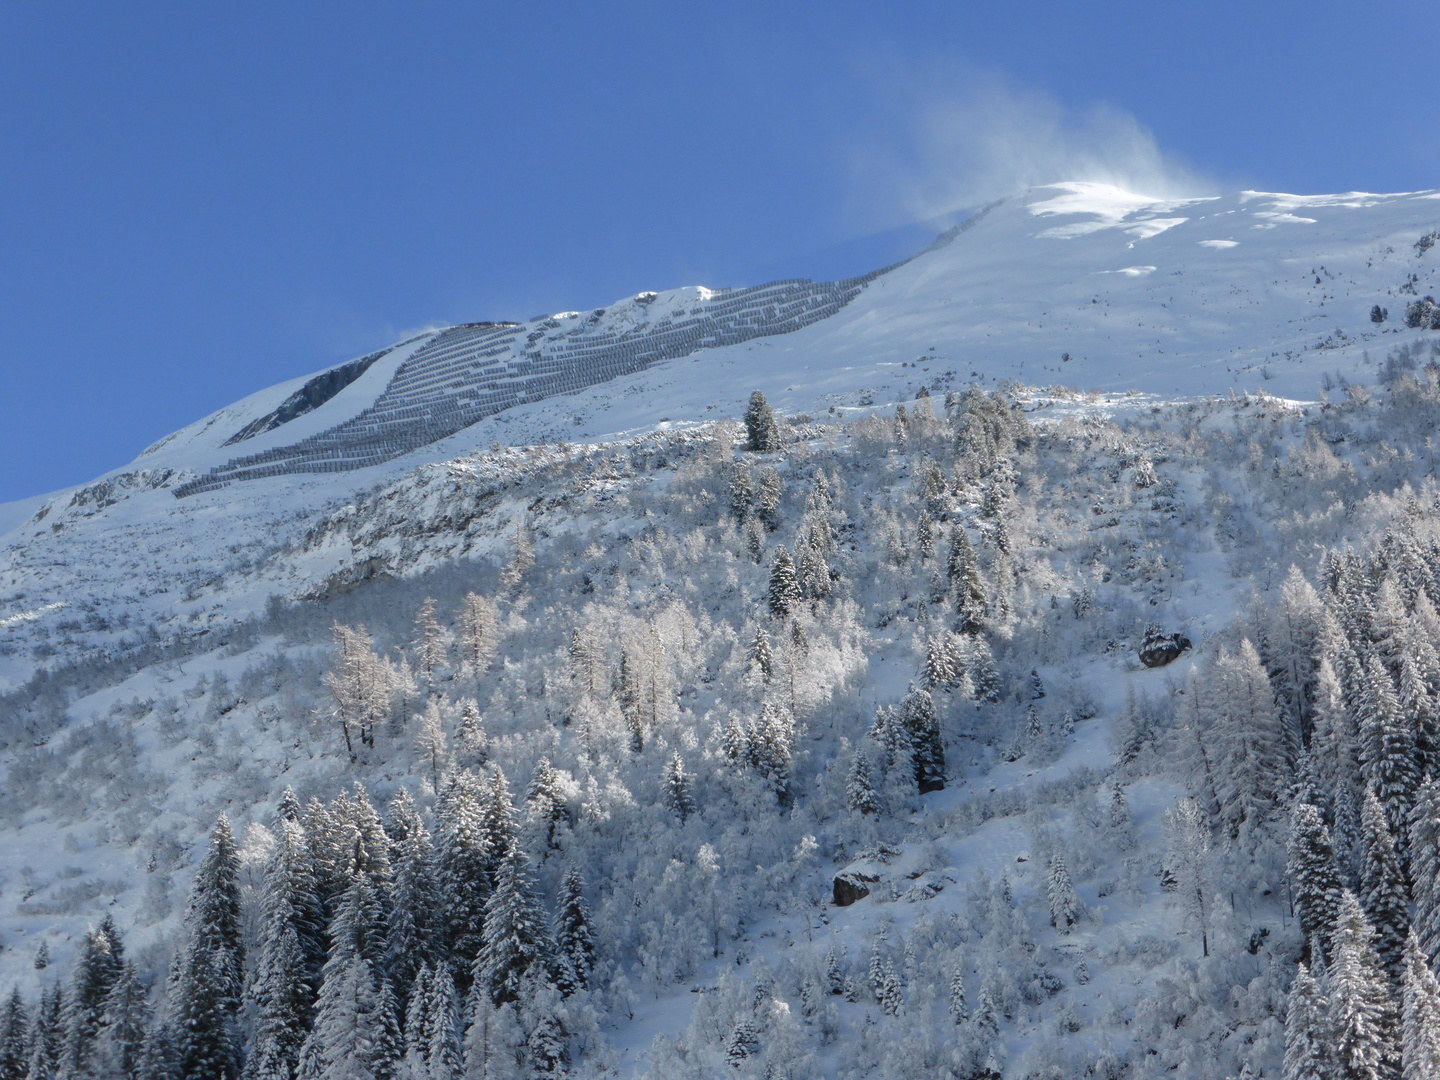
1,183 -> 1440,1080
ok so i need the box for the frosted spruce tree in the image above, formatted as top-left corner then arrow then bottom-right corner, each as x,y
0,988 -> 27,1080
1330,890 -> 1399,1080
434,774 -> 493,981
1402,930 -> 1440,1080
901,686 -> 945,793
1046,848 -> 1083,932
475,842 -> 554,1006
1361,653 -> 1419,851
744,390 -> 780,453
1282,961 -> 1330,1080
662,752 -> 695,824
297,956 -> 400,1080
92,963 -> 149,1080
553,866 -> 595,993
845,748 -> 882,816
60,917 -> 125,1080
767,547 -> 802,620
386,789 -> 442,1011
1360,785 -> 1412,984
1288,800 -> 1343,953
1410,777 -> 1440,966
173,815 -> 245,1080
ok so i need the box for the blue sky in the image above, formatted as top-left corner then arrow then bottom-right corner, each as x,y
1,1 -> 1434,502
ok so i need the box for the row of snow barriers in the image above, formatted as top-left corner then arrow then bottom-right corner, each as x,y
173,267 -> 897,498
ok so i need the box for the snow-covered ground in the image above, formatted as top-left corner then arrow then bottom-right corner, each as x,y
0,181 -> 1437,1079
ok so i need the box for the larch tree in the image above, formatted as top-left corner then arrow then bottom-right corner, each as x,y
457,594 -> 499,677
1210,640 -> 1292,844
414,699 -> 449,795
1165,798 -> 1211,957
413,597 -> 450,688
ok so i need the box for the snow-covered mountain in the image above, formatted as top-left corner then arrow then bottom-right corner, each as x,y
2,181 -> 1439,1080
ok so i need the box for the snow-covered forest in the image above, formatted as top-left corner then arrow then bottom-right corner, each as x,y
7,348 -> 1440,1079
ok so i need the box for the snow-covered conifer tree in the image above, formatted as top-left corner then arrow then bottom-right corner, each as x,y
173,815 -> 244,1080
1361,786 -> 1412,984
948,529 -> 986,634
415,700 -> 449,795
423,966 -> 462,1080
92,963 -> 149,1080
454,701 -> 487,772
845,748 -> 881,816
25,986 -> 61,1080
413,598 -> 450,688
900,685 -> 945,793
61,917 -> 125,1079
457,594 -> 499,678
460,988 -> 520,1080
1282,961 -> 1330,1080
1270,566 -> 1323,741
386,790 -> 442,1011
1210,640 -> 1292,843
1403,930 -> 1440,1080
1046,848 -> 1082,932
756,467 -> 782,530
662,752 -> 694,824
475,842 -> 554,1006
1165,798 -> 1211,957
948,965 -> 968,1024
744,390 -> 780,453
1289,800 -> 1343,951
1330,890 -> 1399,1080
1361,653 -> 1419,850
799,544 -> 831,600
245,817 -> 325,1080
524,760 -> 567,851
923,634 -> 955,692
767,547 -> 802,620
1410,777 -> 1440,966
435,775 -> 492,980
297,956 -> 401,1080
0,988 -> 26,1080
553,866 -> 594,994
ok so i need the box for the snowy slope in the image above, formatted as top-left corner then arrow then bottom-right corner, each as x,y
1,181 -> 1439,1080
1,182 -> 1436,693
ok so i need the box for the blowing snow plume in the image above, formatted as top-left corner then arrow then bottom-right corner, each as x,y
846,64 -> 1214,230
